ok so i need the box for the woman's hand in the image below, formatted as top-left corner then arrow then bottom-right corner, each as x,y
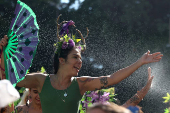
0,35 -> 8,50
139,50 -> 163,65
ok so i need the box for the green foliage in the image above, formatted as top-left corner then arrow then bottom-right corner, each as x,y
164,108 -> 170,113
163,93 -> 170,113
14,98 -> 21,107
26,69 -> 30,74
163,93 -> 170,103
41,66 -> 46,73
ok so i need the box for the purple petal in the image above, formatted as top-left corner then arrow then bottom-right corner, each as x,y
62,42 -> 68,49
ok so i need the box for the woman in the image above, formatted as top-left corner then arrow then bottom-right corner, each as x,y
15,88 -> 42,113
0,20 -> 163,113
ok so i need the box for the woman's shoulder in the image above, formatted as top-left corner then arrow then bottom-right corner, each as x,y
15,104 -> 28,113
36,73 -> 49,83
26,73 -> 49,87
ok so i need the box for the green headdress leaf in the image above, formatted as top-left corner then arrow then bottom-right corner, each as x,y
63,34 -> 70,42
72,34 -> 76,40
76,39 -> 81,43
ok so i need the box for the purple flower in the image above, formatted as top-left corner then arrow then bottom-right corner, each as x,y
87,91 -> 99,103
69,20 -> 75,26
68,39 -> 75,49
82,100 -> 91,108
59,20 -> 75,35
99,92 -> 110,102
78,46 -> 81,50
62,41 -> 68,49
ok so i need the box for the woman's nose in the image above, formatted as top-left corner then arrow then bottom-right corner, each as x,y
77,58 -> 82,66
79,58 -> 82,63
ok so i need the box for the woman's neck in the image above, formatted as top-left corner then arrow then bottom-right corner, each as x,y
53,70 -> 72,88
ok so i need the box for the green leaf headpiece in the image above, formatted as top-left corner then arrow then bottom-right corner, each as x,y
54,14 -> 89,56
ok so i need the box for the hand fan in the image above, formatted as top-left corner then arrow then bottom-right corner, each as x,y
3,0 -> 39,86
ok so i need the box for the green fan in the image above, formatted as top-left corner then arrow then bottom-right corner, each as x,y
3,0 -> 39,86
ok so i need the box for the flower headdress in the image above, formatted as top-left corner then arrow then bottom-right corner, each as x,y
54,14 -> 89,56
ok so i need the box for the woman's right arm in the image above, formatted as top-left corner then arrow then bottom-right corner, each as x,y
16,73 -> 46,89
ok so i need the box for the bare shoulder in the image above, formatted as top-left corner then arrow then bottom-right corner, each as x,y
15,105 -> 28,113
26,73 -> 47,82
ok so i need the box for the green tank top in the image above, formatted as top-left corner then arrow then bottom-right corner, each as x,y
39,76 -> 82,113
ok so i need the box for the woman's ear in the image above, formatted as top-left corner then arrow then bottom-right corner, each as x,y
59,58 -> 66,65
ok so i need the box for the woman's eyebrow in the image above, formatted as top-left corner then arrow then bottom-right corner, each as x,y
73,54 -> 82,58
73,53 -> 78,55
73,54 -> 79,56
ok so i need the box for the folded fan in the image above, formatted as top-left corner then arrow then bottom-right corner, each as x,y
3,0 -> 39,86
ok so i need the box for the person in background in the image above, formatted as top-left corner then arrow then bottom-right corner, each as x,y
0,80 -> 20,113
87,102 -> 131,113
15,88 -> 42,113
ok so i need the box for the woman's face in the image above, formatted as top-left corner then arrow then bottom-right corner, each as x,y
30,88 -> 41,105
63,47 -> 82,76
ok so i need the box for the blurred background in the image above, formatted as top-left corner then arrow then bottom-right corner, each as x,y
0,0 -> 170,112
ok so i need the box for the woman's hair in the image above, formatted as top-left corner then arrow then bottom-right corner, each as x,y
87,102 -> 131,113
53,47 -> 74,74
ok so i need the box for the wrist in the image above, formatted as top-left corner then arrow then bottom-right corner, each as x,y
136,58 -> 144,66
136,92 -> 144,100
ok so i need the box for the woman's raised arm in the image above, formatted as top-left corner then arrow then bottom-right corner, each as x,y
78,51 -> 162,93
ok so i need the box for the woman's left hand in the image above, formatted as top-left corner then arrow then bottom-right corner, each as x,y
139,50 -> 163,65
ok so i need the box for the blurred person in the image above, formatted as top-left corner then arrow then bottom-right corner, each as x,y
87,102 -> 131,113
127,106 -> 143,113
0,80 -> 20,113
122,67 -> 153,112
15,88 -> 42,113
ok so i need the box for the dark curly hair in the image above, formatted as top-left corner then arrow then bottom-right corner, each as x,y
53,47 -> 74,74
